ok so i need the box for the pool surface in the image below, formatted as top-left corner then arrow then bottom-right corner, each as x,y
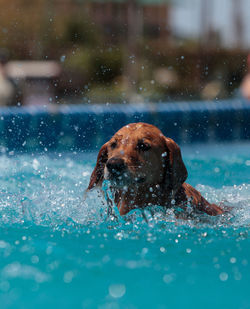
0,143 -> 250,308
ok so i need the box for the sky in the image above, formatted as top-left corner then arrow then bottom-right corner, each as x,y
171,0 -> 250,48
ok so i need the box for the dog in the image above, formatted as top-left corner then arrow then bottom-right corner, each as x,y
87,123 -> 223,216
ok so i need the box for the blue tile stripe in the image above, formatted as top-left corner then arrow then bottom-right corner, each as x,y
0,99 -> 249,152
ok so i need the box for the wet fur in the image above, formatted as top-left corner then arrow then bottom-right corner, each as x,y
87,123 -> 223,216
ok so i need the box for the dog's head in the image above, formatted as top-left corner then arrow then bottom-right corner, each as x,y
87,123 -> 187,194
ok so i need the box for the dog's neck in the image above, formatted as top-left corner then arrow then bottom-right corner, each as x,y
112,183 -> 173,215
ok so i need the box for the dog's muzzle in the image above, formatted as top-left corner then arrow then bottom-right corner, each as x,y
106,157 -> 127,180
105,157 -> 146,185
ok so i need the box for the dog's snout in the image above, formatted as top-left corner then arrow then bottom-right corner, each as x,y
106,157 -> 126,175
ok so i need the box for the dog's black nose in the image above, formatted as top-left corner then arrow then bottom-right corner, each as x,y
106,157 -> 126,175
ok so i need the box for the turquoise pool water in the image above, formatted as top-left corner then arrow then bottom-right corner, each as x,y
0,143 -> 249,309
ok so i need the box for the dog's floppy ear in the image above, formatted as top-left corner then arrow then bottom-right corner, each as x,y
163,137 -> 188,194
87,143 -> 108,190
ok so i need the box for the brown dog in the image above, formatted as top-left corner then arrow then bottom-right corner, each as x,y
87,123 -> 223,216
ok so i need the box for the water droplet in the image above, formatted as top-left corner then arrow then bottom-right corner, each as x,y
230,257 -> 236,264
109,284 -> 126,298
63,271 -> 74,283
31,255 -> 39,264
219,272 -> 228,281
163,274 -> 174,284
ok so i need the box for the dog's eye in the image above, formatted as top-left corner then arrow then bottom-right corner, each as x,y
137,142 -> 151,151
110,141 -> 117,149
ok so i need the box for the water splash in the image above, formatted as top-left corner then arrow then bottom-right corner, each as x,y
0,152 -> 249,234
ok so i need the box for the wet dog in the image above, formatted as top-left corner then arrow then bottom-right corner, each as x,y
87,123 -> 223,216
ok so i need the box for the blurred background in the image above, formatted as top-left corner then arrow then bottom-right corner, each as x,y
0,0 -> 250,106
